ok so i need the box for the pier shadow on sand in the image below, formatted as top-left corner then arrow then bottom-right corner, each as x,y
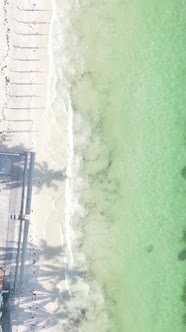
0,239 -> 88,331
0,142 -> 66,192
0,141 -> 89,330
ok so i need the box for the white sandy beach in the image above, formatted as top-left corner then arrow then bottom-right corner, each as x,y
0,1 -> 107,331
0,1 -> 68,331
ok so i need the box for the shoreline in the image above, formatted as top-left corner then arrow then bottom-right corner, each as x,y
0,1 -> 108,331
0,1 -> 60,331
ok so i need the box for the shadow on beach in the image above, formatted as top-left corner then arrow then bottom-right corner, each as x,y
0,239 -> 88,331
0,142 -> 89,330
0,142 -> 66,192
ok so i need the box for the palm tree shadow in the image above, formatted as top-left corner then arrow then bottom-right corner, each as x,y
39,239 -> 65,260
0,141 -> 87,329
5,238 -> 89,330
0,142 -> 66,192
33,161 -> 66,193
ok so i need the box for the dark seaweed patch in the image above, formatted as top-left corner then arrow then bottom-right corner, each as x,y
182,313 -> 186,325
145,244 -> 154,253
181,281 -> 186,306
178,249 -> 186,261
179,232 -> 186,324
181,230 -> 186,243
181,166 -> 186,179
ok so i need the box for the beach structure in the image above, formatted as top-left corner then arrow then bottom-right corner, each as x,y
0,270 -> 9,317
0,1 -> 59,330
0,151 -> 35,329
0,152 -> 35,291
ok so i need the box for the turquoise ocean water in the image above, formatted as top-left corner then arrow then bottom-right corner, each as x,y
54,1 -> 186,331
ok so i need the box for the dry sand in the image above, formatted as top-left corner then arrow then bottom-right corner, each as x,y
0,1 -> 69,331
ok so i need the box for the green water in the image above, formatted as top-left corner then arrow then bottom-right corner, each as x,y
72,1 -> 186,331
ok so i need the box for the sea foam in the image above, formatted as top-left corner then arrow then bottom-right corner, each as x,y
48,1 -> 108,330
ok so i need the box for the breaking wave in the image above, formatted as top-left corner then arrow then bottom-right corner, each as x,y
48,1 -> 108,330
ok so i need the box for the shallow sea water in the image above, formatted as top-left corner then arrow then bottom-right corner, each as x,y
52,1 -> 186,331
